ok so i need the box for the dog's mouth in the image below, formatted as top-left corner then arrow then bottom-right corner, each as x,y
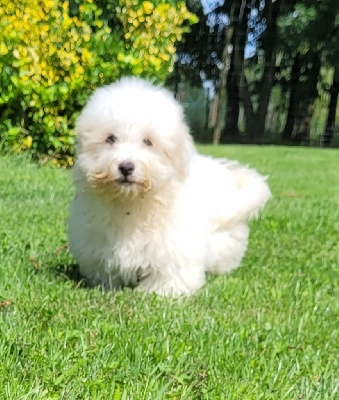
90,165 -> 152,195
117,177 -> 134,185
116,177 -> 152,193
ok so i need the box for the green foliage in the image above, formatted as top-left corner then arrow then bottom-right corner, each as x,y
0,146 -> 338,398
278,0 -> 338,57
117,1 -> 197,79
0,0 -> 196,166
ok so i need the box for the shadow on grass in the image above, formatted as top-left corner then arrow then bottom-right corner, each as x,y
54,263 -> 90,288
53,263 -> 145,293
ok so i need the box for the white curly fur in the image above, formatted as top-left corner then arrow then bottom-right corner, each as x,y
68,77 -> 271,296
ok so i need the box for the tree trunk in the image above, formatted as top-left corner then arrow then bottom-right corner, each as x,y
282,53 -> 301,140
255,0 -> 280,137
322,67 -> 339,147
294,54 -> 321,144
223,0 -> 248,140
294,101 -> 314,144
240,0 -> 280,140
213,25 -> 234,144
241,74 -> 257,138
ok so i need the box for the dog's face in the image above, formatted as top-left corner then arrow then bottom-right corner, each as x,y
75,78 -> 194,199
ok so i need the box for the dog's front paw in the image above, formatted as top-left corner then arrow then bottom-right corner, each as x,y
135,274 -> 204,297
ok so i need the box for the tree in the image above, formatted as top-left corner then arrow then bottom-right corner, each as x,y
224,0 -> 249,139
323,66 -> 339,146
168,0 -> 339,146
278,0 -> 339,143
282,53 -> 301,141
238,0 -> 286,140
213,2 -> 242,144
171,1 -> 225,88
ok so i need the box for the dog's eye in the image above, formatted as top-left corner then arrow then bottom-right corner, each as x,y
143,138 -> 153,146
106,134 -> 117,144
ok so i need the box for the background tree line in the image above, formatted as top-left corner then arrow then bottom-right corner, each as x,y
1,0 -> 338,166
171,0 -> 339,147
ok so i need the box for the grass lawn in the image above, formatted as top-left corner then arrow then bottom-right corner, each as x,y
0,145 -> 338,399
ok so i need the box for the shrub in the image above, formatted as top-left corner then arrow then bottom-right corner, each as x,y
0,0 -> 196,166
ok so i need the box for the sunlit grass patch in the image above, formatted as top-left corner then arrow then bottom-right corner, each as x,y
1,146 -> 338,399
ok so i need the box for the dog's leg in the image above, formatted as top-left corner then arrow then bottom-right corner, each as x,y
135,267 -> 205,297
83,267 -> 124,291
206,222 -> 249,274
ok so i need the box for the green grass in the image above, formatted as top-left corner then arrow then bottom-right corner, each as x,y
1,146 -> 338,399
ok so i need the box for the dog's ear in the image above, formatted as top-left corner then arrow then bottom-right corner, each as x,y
166,122 -> 195,181
75,130 -> 91,155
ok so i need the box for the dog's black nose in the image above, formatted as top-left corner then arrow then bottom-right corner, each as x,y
119,162 -> 135,177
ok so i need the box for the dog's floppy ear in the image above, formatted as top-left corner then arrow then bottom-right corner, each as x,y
166,122 -> 195,181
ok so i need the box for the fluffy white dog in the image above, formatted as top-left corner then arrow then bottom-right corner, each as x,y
68,77 -> 271,296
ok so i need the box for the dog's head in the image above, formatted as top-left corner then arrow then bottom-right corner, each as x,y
75,77 -> 195,199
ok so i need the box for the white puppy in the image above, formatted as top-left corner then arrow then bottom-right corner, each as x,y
68,77 -> 271,296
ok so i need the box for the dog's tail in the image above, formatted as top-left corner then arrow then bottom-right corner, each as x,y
217,158 -> 271,225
